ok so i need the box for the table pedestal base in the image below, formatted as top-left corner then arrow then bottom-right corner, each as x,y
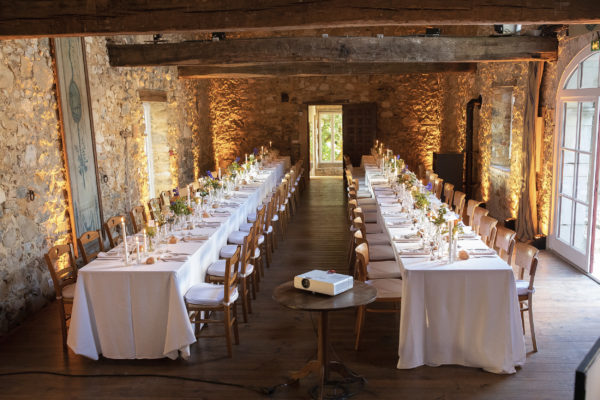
289,311 -> 366,400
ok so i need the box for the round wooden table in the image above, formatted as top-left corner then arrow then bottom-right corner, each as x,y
273,280 -> 377,400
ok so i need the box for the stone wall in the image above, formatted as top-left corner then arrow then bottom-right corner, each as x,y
200,73 -> 448,172
0,35 -> 200,335
0,39 -> 70,334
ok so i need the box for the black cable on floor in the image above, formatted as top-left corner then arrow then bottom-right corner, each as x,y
0,371 -> 283,396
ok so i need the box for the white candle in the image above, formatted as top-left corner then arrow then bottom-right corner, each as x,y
187,188 -> 191,207
121,217 -> 129,264
218,168 -> 221,180
143,228 -> 147,255
269,141 -> 272,148
245,154 -> 248,163
135,236 -> 140,263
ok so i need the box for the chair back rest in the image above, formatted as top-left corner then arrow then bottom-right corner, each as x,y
466,199 -> 482,223
77,230 -> 104,264
148,198 -> 162,220
347,199 -> 358,222
353,229 -> 368,247
347,189 -> 357,201
471,207 -> 489,234
253,205 -> 266,239
264,196 -> 275,230
443,183 -> 454,206
104,216 -> 125,248
129,205 -> 147,234
353,178 -> 360,191
453,191 -> 466,218
417,164 -> 425,180
159,191 -> 171,207
352,216 -> 366,238
44,244 -> 77,299
240,226 -> 255,275
223,245 -> 241,304
514,242 -> 539,291
494,226 -> 516,265
434,178 -> 444,199
478,215 -> 498,247
354,243 -> 370,282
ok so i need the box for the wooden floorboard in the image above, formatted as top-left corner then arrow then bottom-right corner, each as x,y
0,176 -> 599,399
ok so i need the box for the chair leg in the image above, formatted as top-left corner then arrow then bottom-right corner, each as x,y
232,302 -> 240,345
528,298 -> 537,352
224,306 -> 233,358
251,272 -> 258,299
520,307 -> 525,334
272,225 -> 279,249
240,281 -> 249,323
354,305 -> 366,351
58,300 -> 68,351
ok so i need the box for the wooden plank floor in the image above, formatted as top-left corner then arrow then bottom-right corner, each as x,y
1,176 -> 599,399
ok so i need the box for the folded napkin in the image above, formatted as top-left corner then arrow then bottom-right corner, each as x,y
182,235 -> 209,242
213,210 -> 231,215
394,234 -> 421,243
467,248 -> 497,256
159,255 -> 188,262
398,248 -> 429,256
96,252 -> 122,259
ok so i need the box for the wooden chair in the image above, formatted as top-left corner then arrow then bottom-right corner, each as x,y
466,199 -> 483,226
452,191 -> 466,220
434,178 -> 444,199
44,243 -> 78,350
352,218 -> 401,279
443,183 -> 454,206
185,246 -> 240,357
493,226 -> 516,265
104,216 -> 125,249
471,207 -> 489,235
209,227 -> 256,323
478,215 -> 498,247
513,242 -> 540,352
417,164 -> 425,180
77,230 -> 104,265
159,190 -> 172,207
354,242 -> 402,350
129,205 -> 148,234
148,198 -> 162,221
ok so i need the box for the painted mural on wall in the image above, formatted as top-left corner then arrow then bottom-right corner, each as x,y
54,37 -> 101,236
490,87 -> 514,171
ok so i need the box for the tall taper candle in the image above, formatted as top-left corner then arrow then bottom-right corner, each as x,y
135,237 -> 140,264
143,228 -> 148,256
121,217 -> 129,264
218,168 -> 221,180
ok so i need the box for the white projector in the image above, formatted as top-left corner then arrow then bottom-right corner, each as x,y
293,270 -> 354,296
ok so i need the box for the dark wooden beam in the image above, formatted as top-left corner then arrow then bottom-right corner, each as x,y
108,36 -> 557,67
1,1 -> 599,39
138,89 -> 167,102
178,62 -> 477,79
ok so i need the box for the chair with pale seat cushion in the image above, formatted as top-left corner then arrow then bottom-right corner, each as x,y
513,242 -> 539,352
452,191 -> 466,220
129,205 -> 148,234
493,226 -> 516,265
352,216 -> 389,245
478,215 -> 498,247
354,230 -> 395,261
353,207 -> 382,233
471,206 -> 489,235
353,243 -> 402,350
443,183 -> 454,206
208,227 -> 256,323
185,245 -> 240,357
44,243 -> 78,350
77,230 -> 104,265
466,199 -> 483,226
104,216 -> 126,249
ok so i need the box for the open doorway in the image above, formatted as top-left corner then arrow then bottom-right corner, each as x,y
143,101 -> 171,199
309,105 -> 343,176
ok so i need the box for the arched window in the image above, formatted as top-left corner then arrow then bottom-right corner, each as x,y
549,47 -> 600,274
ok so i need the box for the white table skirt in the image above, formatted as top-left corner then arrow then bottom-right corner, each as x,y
361,155 -> 526,374
67,159 -> 287,360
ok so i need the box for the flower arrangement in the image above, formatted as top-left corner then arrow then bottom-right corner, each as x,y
227,157 -> 243,177
430,205 -> 449,227
145,224 -> 156,238
204,171 -> 222,190
170,197 -> 193,216
412,191 -> 430,210
398,170 -> 418,189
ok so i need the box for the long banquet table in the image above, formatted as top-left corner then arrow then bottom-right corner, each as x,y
361,155 -> 526,374
67,158 -> 289,360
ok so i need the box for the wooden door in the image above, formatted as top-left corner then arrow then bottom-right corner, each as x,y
342,103 -> 377,166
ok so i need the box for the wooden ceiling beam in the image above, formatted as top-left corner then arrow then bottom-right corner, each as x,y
177,62 -> 477,79
0,0 -> 598,39
108,36 -> 557,67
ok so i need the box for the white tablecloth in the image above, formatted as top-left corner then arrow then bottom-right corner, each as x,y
362,156 -> 526,374
67,159 -> 287,360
